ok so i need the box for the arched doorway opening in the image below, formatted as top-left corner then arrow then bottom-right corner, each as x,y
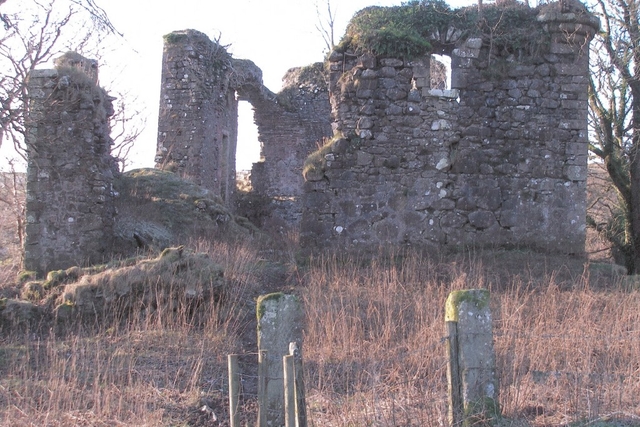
236,100 -> 262,191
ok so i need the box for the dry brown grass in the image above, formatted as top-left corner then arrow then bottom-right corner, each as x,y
0,239 -> 264,427
1,239 -> 640,426
300,250 -> 640,427
1,173 -> 640,425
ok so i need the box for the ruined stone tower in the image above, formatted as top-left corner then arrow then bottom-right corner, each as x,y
156,30 -> 331,224
301,0 -> 599,254
156,29 -> 238,204
24,53 -> 118,274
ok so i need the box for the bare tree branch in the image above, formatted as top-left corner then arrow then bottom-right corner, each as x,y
108,89 -> 146,171
0,0 -> 132,165
315,0 -> 337,54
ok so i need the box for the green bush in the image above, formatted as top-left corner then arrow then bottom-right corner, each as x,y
339,2 -> 449,58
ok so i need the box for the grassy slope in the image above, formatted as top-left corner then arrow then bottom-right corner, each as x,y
0,168 -> 638,425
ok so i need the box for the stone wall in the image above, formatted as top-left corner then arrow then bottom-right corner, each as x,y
24,53 -> 118,274
157,31 -> 331,226
156,30 -> 238,204
300,2 -> 599,254
247,63 -> 332,226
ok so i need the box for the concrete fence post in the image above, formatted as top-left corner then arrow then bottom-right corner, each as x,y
257,293 -> 303,427
445,289 -> 499,426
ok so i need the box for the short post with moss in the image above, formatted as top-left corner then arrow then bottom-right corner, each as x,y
257,293 -> 303,427
445,289 -> 499,426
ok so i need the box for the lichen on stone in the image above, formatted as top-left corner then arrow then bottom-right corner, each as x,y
445,289 -> 490,322
256,292 -> 286,321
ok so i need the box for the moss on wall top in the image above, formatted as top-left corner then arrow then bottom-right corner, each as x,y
337,1 -> 445,59
336,0 -> 569,60
256,292 -> 286,321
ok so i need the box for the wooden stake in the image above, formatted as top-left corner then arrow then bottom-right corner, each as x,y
258,350 -> 267,427
289,342 -> 307,427
283,355 -> 295,427
228,354 -> 240,427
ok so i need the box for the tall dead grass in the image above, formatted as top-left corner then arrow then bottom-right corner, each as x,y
302,253 -> 454,426
0,239 -> 261,426
494,279 -> 640,425
301,250 -> 640,426
1,234 -> 639,426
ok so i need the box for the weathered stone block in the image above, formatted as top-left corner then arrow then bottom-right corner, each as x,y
386,88 -> 407,100
565,164 -> 586,181
440,211 -> 467,229
380,58 -> 403,67
257,293 -> 303,427
468,211 -> 497,230
550,42 -> 575,54
452,47 -> 480,58
361,69 -> 378,79
412,65 -> 430,78
358,53 -> 377,69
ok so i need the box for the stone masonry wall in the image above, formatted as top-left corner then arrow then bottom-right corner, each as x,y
156,30 -> 238,204
157,31 -> 331,226
301,2 -> 599,254
24,53 -> 117,274
247,63 -> 332,226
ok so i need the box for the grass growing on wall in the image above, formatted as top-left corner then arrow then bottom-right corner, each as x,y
337,1 -> 448,58
302,137 -> 336,181
337,0 -> 551,61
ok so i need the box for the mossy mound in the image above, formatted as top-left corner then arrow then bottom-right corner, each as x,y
2,247 -> 226,327
57,246 -> 224,319
338,2 -> 445,59
0,298 -> 41,328
113,168 -> 257,255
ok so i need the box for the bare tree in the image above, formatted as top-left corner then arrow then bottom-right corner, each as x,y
0,0 -> 107,156
587,0 -> 640,272
315,0 -> 337,54
109,89 -> 145,172
0,159 -> 25,249
69,0 -> 120,36
0,0 -> 144,170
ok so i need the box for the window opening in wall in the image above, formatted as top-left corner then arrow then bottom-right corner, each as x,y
431,54 -> 451,90
236,100 -> 261,190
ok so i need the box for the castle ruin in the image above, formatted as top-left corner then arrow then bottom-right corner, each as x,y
300,1 -> 599,253
23,1 -> 600,273
155,29 -> 331,226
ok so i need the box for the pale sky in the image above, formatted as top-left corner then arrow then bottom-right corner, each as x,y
0,0 -> 475,171
100,0 -> 409,171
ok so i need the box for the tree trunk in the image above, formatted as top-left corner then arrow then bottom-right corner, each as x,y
629,94 -> 640,273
